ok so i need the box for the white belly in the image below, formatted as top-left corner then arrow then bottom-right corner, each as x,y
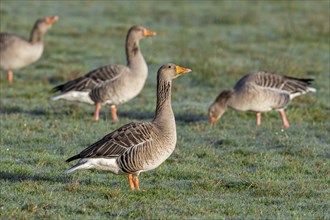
66,158 -> 123,175
51,91 -> 94,104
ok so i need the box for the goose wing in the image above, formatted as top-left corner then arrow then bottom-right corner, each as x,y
87,65 -> 131,102
52,64 -> 128,93
66,122 -> 154,162
232,72 -> 293,111
239,71 -> 314,94
0,33 -> 16,48
0,33 -> 27,52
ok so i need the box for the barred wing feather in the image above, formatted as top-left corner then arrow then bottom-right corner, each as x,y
240,72 -> 314,95
52,64 -> 127,93
78,122 -> 154,159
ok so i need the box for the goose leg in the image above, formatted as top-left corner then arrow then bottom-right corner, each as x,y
256,112 -> 262,126
132,176 -> 140,191
111,105 -> 118,123
7,70 -> 13,83
279,109 -> 290,128
93,103 -> 102,121
128,174 -> 135,190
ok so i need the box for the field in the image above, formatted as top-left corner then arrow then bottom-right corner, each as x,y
0,0 -> 329,219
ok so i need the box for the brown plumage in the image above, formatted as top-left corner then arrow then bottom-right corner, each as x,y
0,16 -> 58,83
65,64 -> 192,191
52,25 -> 156,122
208,71 -> 316,128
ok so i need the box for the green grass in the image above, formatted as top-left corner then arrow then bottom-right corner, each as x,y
0,0 -> 329,219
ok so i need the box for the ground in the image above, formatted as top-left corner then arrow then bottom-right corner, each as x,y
0,1 -> 329,219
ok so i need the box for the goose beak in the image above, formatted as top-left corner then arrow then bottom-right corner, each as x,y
210,116 -> 216,126
175,65 -> 192,75
45,16 -> 59,24
144,29 -> 157,37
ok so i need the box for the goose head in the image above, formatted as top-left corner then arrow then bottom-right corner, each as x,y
34,16 -> 59,33
157,63 -> 191,81
208,89 -> 233,126
127,25 -> 156,41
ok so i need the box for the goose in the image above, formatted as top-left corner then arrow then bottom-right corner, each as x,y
51,25 -> 156,122
0,16 -> 59,83
65,64 -> 192,191
208,71 -> 316,128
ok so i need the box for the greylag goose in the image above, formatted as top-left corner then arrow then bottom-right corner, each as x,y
51,25 -> 156,122
0,16 -> 58,83
65,64 -> 192,191
208,71 -> 316,128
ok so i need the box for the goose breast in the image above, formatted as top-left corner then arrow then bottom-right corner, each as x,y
0,34 -> 43,70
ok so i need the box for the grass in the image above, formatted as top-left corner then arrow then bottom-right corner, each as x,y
0,0 -> 329,219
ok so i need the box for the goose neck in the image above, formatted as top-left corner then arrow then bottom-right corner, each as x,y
153,78 -> 174,126
126,38 -> 147,70
29,28 -> 44,44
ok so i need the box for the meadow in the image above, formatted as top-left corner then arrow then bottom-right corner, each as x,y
0,0 -> 329,219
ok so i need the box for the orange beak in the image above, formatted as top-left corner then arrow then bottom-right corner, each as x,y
175,65 -> 192,75
210,116 -> 217,126
45,16 -> 59,24
143,28 -> 157,37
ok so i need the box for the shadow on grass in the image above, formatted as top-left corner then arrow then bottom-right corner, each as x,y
0,104 -> 82,117
119,111 -> 154,120
176,113 -> 208,122
0,171 -> 72,183
0,171 -> 124,187
0,106 -> 46,116
120,111 -> 207,122
210,139 -> 233,146
1,104 -> 207,123
222,180 -> 254,190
